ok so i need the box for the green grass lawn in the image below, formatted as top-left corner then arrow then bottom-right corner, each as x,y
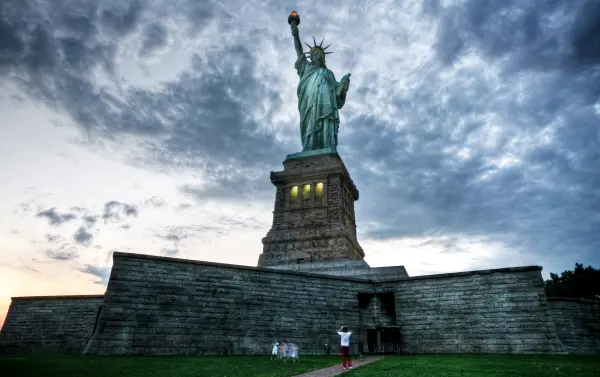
1,354 -> 599,377
0,355 -> 340,377
347,355 -> 600,377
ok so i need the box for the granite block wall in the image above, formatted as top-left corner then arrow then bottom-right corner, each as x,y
83,252 -> 372,356
378,267 -> 567,354
0,295 -> 104,355
266,260 -> 409,281
547,298 -> 600,355
3,252 -> 597,356
260,152 -> 364,267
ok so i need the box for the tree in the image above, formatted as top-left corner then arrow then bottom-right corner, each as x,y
545,263 -> 600,300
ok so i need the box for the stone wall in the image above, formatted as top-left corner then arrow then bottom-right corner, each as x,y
547,297 -> 600,355
3,251 -> 598,356
0,295 -> 104,355
378,267 -> 567,354
84,252 -> 372,356
267,260 -> 409,281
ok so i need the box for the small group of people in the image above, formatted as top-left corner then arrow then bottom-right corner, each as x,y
271,325 -> 356,370
271,340 -> 299,362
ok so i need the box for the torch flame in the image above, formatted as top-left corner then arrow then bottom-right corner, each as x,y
291,11 -> 298,17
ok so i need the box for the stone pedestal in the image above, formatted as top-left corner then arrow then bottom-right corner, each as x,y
258,151 -> 365,267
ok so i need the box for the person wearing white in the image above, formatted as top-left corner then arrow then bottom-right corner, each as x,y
271,341 -> 279,360
337,325 -> 353,370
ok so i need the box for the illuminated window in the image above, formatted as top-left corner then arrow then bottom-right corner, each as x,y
290,186 -> 298,201
315,183 -> 324,199
303,184 -> 311,200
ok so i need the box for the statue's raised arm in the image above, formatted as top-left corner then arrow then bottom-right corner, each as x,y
288,11 -> 304,59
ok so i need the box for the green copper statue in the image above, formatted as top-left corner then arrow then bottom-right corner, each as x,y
288,11 -> 351,153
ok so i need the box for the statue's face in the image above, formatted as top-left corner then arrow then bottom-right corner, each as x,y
310,49 -> 325,66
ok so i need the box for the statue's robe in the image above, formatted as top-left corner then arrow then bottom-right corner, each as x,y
295,55 -> 347,151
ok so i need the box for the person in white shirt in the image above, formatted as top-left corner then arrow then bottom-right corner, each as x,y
337,325 -> 353,370
271,341 -> 279,360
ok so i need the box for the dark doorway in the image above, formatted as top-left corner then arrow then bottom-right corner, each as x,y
379,327 -> 400,354
379,327 -> 399,343
364,327 -> 401,354
366,328 -> 377,353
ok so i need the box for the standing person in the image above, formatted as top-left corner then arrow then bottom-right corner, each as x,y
271,341 -> 279,360
358,339 -> 364,361
278,341 -> 284,360
337,325 -> 353,370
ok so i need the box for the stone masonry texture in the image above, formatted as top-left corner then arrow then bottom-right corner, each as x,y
259,153 -> 364,267
0,295 -> 103,355
547,298 -> 600,355
2,253 -> 599,356
83,253 -> 372,356
267,260 -> 409,281
378,268 -> 569,354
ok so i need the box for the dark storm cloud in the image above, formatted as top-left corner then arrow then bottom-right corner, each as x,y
139,22 -> 168,56
79,264 -> 111,285
4,0 -> 600,274
100,0 -> 143,35
73,226 -> 93,246
0,1 -> 142,75
180,0 -> 214,32
36,208 -> 77,226
125,49 -> 285,172
102,201 -> 138,221
337,1 -> 600,268
345,102 -> 600,261
0,0 -> 285,195
433,1 -> 600,78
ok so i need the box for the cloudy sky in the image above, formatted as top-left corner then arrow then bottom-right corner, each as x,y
1,0 -> 599,327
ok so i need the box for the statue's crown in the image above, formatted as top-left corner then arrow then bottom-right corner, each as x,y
305,37 -> 333,56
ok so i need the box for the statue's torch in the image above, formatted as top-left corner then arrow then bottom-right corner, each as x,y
288,10 -> 300,26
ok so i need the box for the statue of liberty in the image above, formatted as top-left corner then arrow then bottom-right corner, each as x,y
288,11 -> 351,153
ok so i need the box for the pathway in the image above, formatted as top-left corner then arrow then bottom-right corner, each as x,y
292,356 -> 384,377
